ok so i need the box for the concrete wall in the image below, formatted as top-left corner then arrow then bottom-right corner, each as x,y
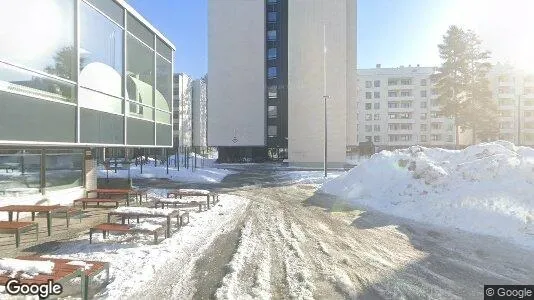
287,0 -> 353,165
207,0 -> 265,147
346,0 -> 358,148
192,79 -> 208,147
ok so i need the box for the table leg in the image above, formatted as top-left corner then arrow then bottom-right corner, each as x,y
107,214 -> 111,223
66,212 -> 70,228
31,212 -> 35,221
207,195 -> 211,209
15,229 -> 20,248
166,217 -> 171,237
89,229 -> 93,244
16,212 -> 19,221
47,212 -> 52,236
8,212 -> 12,222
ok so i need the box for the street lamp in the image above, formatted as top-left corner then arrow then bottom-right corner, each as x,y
323,24 -> 328,178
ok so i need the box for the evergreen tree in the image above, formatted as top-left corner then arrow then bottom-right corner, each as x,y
432,25 -> 498,146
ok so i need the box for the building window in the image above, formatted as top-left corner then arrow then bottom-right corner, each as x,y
420,124 -> 427,131
374,102 -> 380,109
388,79 -> 398,86
374,80 -> 380,87
126,34 -> 155,111
267,11 -> 278,23
268,106 -> 277,118
374,113 -> 380,120
267,66 -> 277,79
400,90 -> 412,97
420,135 -> 427,142
431,88 -> 438,95
421,113 -> 427,120
447,135 -> 454,142
389,134 -> 412,142
420,90 -> 427,98
401,101 -> 412,108
365,125 -> 372,132
374,92 -> 380,99
365,92 -> 372,99
525,111 -> 534,117
374,136 -> 381,143
498,86 -> 514,94
388,90 -> 398,97
268,125 -> 277,137
388,123 -> 412,131
374,125 -> 380,132
401,78 -> 412,85
267,30 -> 277,41
268,85 -> 277,98
421,79 -> 427,86
365,114 -> 372,121
365,81 -> 372,88
365,103 -> 372,110
431,122 -> 442,130
267,48 -> 277,60
420,101 -> 427,108
524,100 -> 534,106
365,136 -> 372,142
388,101 -> 399,108
431,134 -> 441,141
388,112 -> 412,119
447,123 -> 454,131
267,0 -> 278,3
500,122 -> 513,129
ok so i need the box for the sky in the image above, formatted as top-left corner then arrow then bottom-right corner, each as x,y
129,0 -> 534,78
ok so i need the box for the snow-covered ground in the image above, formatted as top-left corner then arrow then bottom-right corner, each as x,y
322,141 -> 534,248
98,162 -> 234,183
0,192 -> 250,299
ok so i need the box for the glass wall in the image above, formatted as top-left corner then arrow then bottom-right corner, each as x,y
45,150 -> 83,191
0,0 -> 76,103
79,0 -> 123,114
0,150 -> 41,197
0,0 -> 174,147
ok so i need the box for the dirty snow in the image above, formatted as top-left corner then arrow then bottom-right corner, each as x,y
0,258 -> 55,277
322,141 -> 534,248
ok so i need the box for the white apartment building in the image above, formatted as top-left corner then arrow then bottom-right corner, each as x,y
208,0 -> 356,165
357,65 -> 456,150
489,64 -> 534,146
173,73 -> 193,148
192,78 -> 208,147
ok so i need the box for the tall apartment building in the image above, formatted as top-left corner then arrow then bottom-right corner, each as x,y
192,78 -> 208,147
489,64 -> 534,146
173,73 -> 193,148
208,0 -> 356,165
357,66 -> 456,150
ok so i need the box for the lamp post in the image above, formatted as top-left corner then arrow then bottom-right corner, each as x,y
323,24 -> 328,178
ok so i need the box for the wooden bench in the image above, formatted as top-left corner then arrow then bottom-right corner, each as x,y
154,197 -> 205,212
0,221 -> 38,248
74,198 -> 121,210
89,223 -> 163,244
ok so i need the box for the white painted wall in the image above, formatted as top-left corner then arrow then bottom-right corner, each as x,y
207,0 -> 265,147
287,0 -> 353,165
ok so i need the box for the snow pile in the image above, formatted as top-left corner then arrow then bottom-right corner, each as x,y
0,258 -> 55,277
112,206 -> 178,216
321,141 -> 534,248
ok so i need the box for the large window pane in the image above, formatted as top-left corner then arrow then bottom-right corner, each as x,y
127,34 -> 154,106
85,0 -> 124,25
127,13 -> 154,48
156,37 -> 173,61
0,91 -> 76,142
156,110 -> 171,124
79,87 -> 122,114
156,124 -> 172,146
156,55 -> 172,112
0,62 -> 75,103
80,2 -> 123,98
45,151 -> 83,191
127,118 -> 154,145
0,0 -> 75,80
0,150 -> 41,197
80,108 -> 124,144
128,101 -> 154,121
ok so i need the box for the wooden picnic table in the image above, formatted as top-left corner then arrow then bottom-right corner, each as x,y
0,221 -> 38,247
154,197 -> 205,212
9,256 -> 110,300
166,189 -> 218,209
86,188 -> 148,205
107,208 -> 188,238
0,205 -> 81,236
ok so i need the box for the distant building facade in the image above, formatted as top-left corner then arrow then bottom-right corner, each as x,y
357,66 -> 456,149
173,73 -> 193,148
192,78 -> 208,147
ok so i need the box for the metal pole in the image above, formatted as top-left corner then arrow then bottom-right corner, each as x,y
518,95 -> 521,146
323,24 -> 328,178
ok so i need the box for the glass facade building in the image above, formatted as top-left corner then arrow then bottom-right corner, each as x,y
0,0 -> 175,147
0,0 -> 175,198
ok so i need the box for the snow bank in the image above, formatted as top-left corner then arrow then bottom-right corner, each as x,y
321,141 -> 534,248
